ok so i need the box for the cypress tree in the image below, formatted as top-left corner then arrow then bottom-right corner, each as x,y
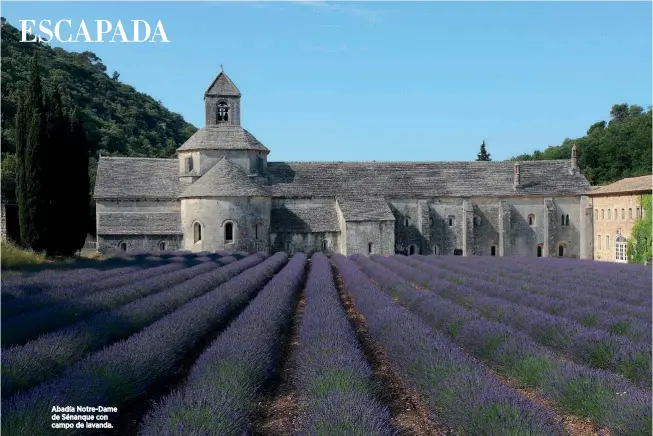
19,54 -> 50,252
14,98 -> 29,247
476,140 -> 492,161
64,109 -> 90,255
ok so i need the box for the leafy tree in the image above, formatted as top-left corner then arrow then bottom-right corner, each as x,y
476,140 -> 491,161
627,194 -> 652,264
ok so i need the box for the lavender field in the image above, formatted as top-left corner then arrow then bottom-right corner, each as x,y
1,251 -> 651,435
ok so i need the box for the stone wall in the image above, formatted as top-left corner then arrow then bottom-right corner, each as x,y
97,234 -> 183,254
269,231 -> 340,255
345,221 -> 395,256
181,196 -> 271,252
591,193 -> 643,262
178,149 -> 267,178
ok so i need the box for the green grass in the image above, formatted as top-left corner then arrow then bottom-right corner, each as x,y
1,241 -> 49,270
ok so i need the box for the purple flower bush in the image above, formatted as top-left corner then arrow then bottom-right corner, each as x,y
386,255 -> 651,387
2,252 -> 287,435
355,254 -> 651,435
2,257 -> 229,348
332,254 -> 563,436
1,254 -> 266,397
138,253 -> 306,435
294,253 -> 394,435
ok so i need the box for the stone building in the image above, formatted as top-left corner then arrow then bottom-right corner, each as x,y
589,175 -> 652,262
94,69 -> 594,258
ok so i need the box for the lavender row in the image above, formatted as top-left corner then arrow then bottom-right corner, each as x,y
2,252 -> 288,435
354,255 -> 651,436
139,253 -> 306,435
2,257 -> 231,348
376,255 -> 651,387
294,253 -> 393,435
2,260 -> 198,318
332,254 -> 563,436
409,256 -> 650,342
421,255 -> 651,316
2,254 -> 266,398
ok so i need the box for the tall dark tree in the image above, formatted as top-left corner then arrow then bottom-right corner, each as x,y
18,54 -> 50,252
476,140 -> 492,161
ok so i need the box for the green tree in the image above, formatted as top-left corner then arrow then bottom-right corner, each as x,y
476,140 -> 491,161
627,194 -> 652,264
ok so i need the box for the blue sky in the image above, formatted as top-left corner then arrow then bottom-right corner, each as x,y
4,1 -> 651,162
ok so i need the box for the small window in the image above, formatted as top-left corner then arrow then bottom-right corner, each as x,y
429,217 -> 434,227
606,235 -> 610,250
448,216 -> 454,227
368,242 -> 373,255
594,209 -> 598,219
408,244 -> 417,255
193,222 -> 202,243
597,234 -> 602,249
453,249 -> 463,256
158,241 -> 166,251
217,101 -> 229,122
536,245 -> 543,257
473,215 -> 482,227
629,208 -> 633,219
528,214 -> 535,226
621,208 -> 625,220
321,240 -> 328,251
490,245 -> 496,256
255,224 -> 259,241
636,207 -> 640,217
404,216 -> 411,227
565,214 -> 569,226
614,209 -> 617,220
119,242 -> 127,251
558,244 -> 565,257
601,209 -> 604,219
561,214 -> 565,226
225,222 -> 234,243
433,245 -> 440,255
608,209 -> 611,220
185,156 -> 194,172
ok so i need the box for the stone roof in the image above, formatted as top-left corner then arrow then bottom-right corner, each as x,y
589,175 -> 652,196
270,203 -> 340,233
205,70 -> 241,97
179,157 -> 269,198
98,212 -> 181,235
338,197 -> 395,221
265,160 -> 591,198
94,157 -> 180,200
176,124 -> 269,153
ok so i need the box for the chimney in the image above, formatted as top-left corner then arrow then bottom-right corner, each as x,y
513,162 -> 521,189
570,143 -> 578,174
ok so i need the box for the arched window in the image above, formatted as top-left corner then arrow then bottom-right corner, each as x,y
404,216 -> 411,227
528,214 -> 535,226
621,208 -> 625,219
158,241 -> 166,251
217,101 -> 229,122
224,222 -> 234,243
433,245 -> 440,255
636,207 -> 640,217
368,242 -> 373,255
601,209 -> 604,219
614,209 -> 617,220
473,215 -> 482,227
185,156 -> 194,172
606,235 -> 610,250
536,245 -> 543,258
608,209 -> 611,220
193,222 -> 202,243
561,214 -> 565,226
594,209 -> 598,219
490,245 -> 496,256
321,240 -> 328,251
629,208 -> 633,219
285,241 -> 293,252
558,244 -> 565,257
119,242 -> 127,251
565,214 -> 569,226
615,235 -> 627,262
448,216 -> 455,227
408,245 -> 417,255
429,217 -> 434,227
597,234 -> 602,249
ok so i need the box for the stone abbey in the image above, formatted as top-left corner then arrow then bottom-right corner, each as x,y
93,68 -> 594,258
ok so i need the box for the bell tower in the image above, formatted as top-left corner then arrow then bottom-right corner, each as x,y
204,65 -> 241,126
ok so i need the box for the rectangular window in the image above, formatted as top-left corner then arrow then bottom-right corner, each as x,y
629,208 -> 633,219
601,209 -> 604,219
637,207 -> 640,217
606,235 -> 610,250
608,209 -> 611,220
621,208 -> 625,219
597,235 -> 601,249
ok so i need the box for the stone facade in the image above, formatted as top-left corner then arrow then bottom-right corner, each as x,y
93,69 -> 596,258
589,175 -> 651,263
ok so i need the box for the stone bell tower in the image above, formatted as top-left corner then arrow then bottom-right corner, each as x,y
204,65 -> 241,127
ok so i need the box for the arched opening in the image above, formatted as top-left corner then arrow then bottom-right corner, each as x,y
608,209 -> 611,220
409,245 -> 417,255
601,209 -> 604,219
606,235 -> 610,250
621,208 -> 625,220
536,245 -> 543,257
565,214 -> 569,226
433,245 -> 440,255
185,156 -> 194,172
597,234 -> 602,249
558,244 -> 565,257
561,214 -> 565,226
629,208 -> 633,219
528,214 -> 535,226
193,222 -> 202,243
615,235 -> 627,262
368,242 -> 373,255
453,249 -> 463,256
404,216 -> 411,227
321,240 -> 328,251
217,101 -> 229,122
119,242 -> 127,252
490,245 -> 496,256
473,215 -> 482,227
594,209 -> 598,219
224,222 -> 234,243
158,241 -> 166,251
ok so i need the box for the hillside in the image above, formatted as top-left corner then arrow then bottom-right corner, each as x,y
509,104 -> 652,186
0,18 -> 198,204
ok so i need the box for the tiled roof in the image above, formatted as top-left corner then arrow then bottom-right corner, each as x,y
265,160 -> 591,198
179,157 -> 269,198
98,212 -> 181,235
94,157 -> 180,200
589,175 -> 652,196
338,197 -> 395,221
176,124 -> 269,152
270,203 -> 340,233
205,70 -> 241,96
